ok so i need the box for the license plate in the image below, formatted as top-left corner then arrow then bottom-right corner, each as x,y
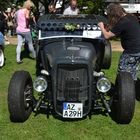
83,30 -> 101,38
63,103 -> 83,118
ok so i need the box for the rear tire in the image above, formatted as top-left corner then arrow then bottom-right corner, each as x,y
8,71 -> 33,122
110,72 -> 135,124
102,40 -> 112,69
0,46 -> 4,67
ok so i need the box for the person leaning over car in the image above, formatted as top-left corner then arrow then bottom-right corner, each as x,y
63,0 -> 79,15
16,0 -> 36,64
98,3 -> 140,81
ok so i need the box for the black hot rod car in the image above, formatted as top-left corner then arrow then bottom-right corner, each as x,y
8,14 -> 135,124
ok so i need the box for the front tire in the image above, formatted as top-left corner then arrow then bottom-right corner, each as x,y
8,71 -> 33,122
110,72 -> 135,124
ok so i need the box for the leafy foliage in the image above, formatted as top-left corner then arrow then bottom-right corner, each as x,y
0,0 -> 15,11
0,0 -> 107,20
0,0 -> 107,15
64,23 -> 77,31
78,0 -> 106,14
16,0 -> 106,15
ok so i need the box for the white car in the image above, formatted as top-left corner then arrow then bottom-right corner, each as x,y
0,32 -> 5,68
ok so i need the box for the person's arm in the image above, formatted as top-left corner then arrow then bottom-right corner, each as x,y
3,12 -> 8,20
25,9 -> 30,19
25,9 -> 30,28
30,12 -> 36,24
98,22 -> 115,39
32,16 -> 36,24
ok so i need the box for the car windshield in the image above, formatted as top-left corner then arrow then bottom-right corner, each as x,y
37,14 -> 107,40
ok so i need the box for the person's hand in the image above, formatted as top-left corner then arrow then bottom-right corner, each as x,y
98,22 -> 115,39
98,22 -> 105,31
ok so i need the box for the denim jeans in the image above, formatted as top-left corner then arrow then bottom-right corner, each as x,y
16,31 -> 36,62
0,32 -> 4,47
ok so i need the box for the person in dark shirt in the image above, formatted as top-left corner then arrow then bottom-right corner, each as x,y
48,4 -> 56,14
48,4 -> 61,14
0,11 -> 6,35
98,3 -> 140,80
0,11 -> 10,44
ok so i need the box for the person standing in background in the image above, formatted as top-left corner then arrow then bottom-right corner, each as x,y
16,0 -> 36,64
13,5 -> 22,35
0,12 -> 5,46
0,11 -> 9,45
5,8 -> 14,37
63,0 -> 79,15
48,4 -> 57,14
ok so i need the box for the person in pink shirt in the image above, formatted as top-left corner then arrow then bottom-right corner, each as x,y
16,0 -> 36,64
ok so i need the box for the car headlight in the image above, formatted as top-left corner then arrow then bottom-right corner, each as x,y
33,76 -> 48,92
97,77 -> 111,93
92,25 -> 98,30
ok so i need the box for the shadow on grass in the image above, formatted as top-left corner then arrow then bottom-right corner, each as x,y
21,45 -> 35,60
31,83 -> 117,122
33,105 -> 110,122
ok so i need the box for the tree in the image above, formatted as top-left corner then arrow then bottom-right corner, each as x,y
0,0 -> 15,11
78,0 -> 106,14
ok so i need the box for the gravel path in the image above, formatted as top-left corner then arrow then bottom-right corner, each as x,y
7,37 -> 123,52
110,40 -> 123,52
7,37 -> 17,45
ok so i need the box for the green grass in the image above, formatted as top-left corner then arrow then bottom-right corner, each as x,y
1,45 -> 140,140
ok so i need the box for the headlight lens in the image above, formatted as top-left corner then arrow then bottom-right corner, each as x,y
92,25 -> 98,30
33,76 -> 48,92
97,77 -> 111,93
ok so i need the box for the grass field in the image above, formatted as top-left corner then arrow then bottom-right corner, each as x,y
0,45 -> 140,140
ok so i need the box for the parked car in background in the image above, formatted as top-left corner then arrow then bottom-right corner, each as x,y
0,32 -> 5,67
105,0 -> 140,23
